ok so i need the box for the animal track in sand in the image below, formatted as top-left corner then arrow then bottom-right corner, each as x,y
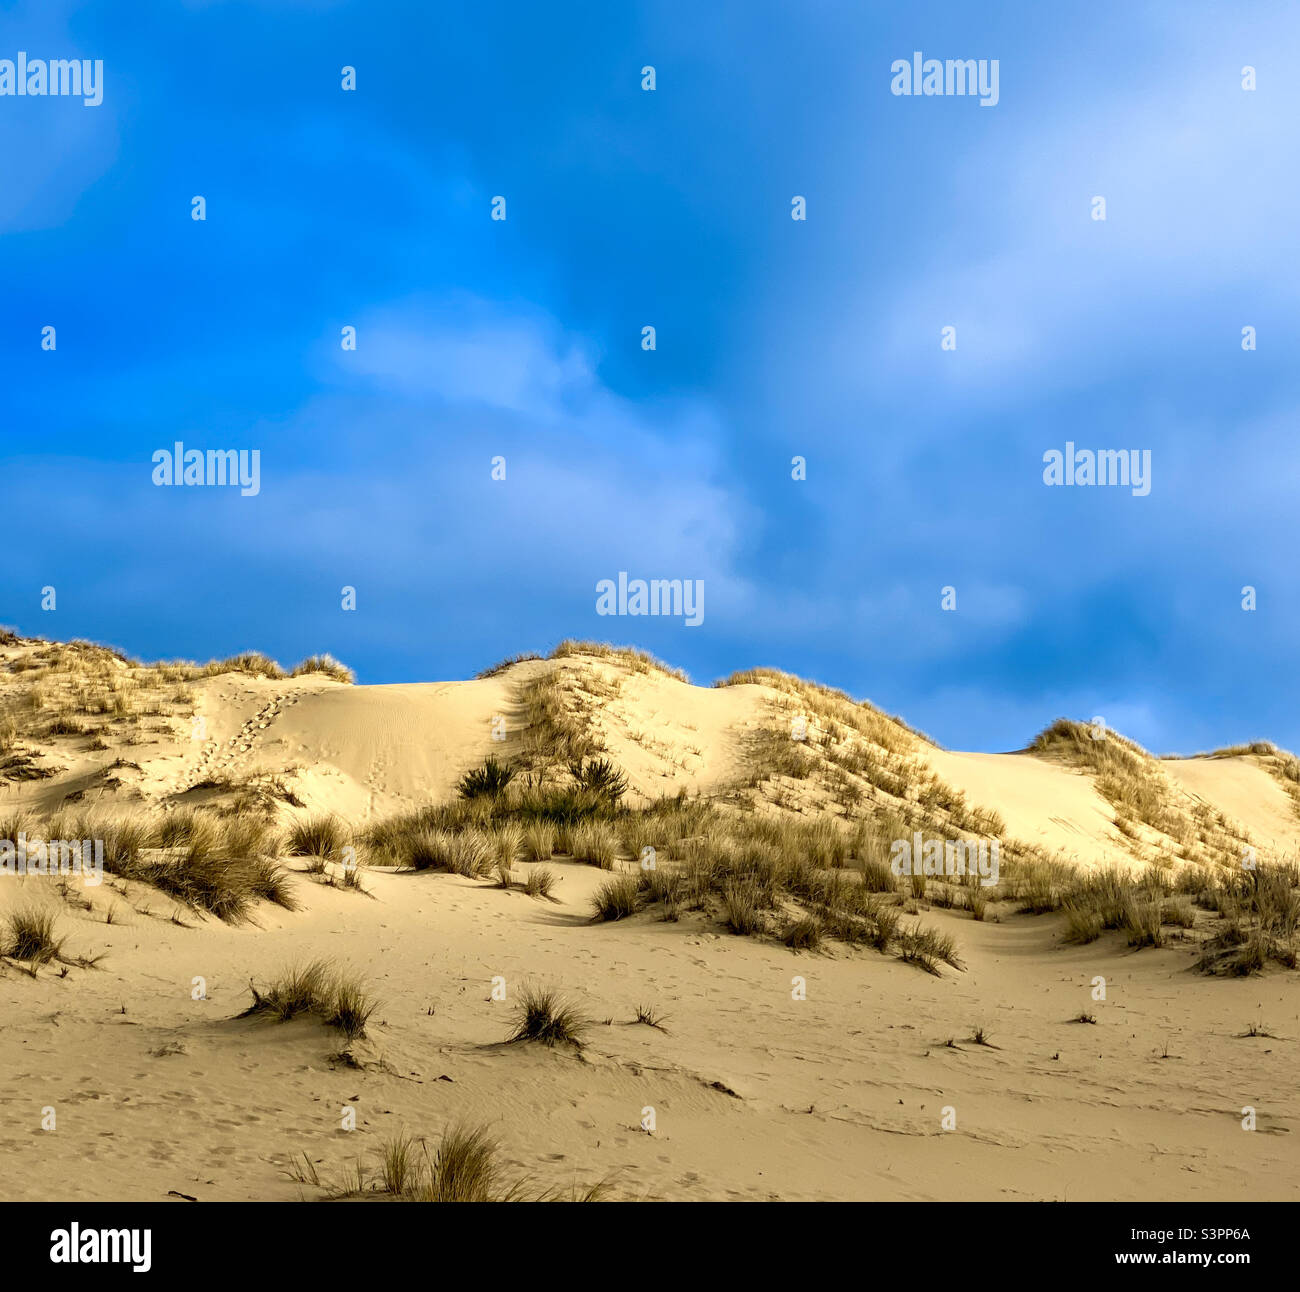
169,691 -> 300,793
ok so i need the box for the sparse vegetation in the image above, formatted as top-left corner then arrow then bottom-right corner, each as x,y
458,757 -> 516,800
784,914 -> 823,950
523,865 -> 557,899
632,1003 -> 668,1031
202,651 -> 287,680
475,652 -> 543,680
592,873 -> 641,921
896,922 -> 962,975
2,906 -> 64,964
570,820 -> 618,869
507,984 -> 589,1047
242,960 -> 375,1041
1031,719 -> 1251,867
287,814 -> 345,862
290,654 -> 355,683
569,756 -> 629,806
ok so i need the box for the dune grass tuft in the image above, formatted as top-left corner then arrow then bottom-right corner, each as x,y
591,873 -> 640,921
290,654 -> 356,683
242,960 -> 375,1040
286,814 -> 345,861
507,983 -> 589,1048
2,906 -> 64,964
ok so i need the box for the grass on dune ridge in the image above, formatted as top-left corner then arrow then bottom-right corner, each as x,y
4,632 -> 1300,976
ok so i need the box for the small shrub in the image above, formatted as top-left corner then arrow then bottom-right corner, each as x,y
458,757 -> 516,800
569,757 -> 629,805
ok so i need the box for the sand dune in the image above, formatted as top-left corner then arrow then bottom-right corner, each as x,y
1162,756 -> 1300,857
2,636 -> 1298,1202
924,749 -> 1131,864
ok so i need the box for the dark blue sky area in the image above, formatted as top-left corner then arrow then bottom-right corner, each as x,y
3,0 -> 1297,754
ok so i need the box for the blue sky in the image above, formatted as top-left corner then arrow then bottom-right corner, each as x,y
3,0 -> 1298,754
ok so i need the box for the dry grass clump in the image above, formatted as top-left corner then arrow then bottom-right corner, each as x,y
721,879 -> 765,935
286,814 -> 346,861
1003,852 -> 1300,974
514,667 -> 604,772
422,1124 -> 514,1201
5,808 -> 294,923
614,809 -> 931,961
523,821 -> 553,861
145,847 -> 295,922
241,959 -> 375,1040
1031,719 -> 1250,865
402,827 -> 456,872
523,865 -> 557,899
379,1132 -> 422,1197
896,922 -> 962,975
290,654 -> 355,683
591,872 -> 641,920
489,822 -> 524,869
200,651 -> 287,679
784,914 -> 823,950
361,1124 -> 608,1202
549,639 -> 689,682
1194,863 -> 1300,974
445,830 -> 494,877
474,652 -> 543,680
507,983 -> 590,1047
2,906 -> 65,964
570,820 -> 619,868
364,813 -> 495,878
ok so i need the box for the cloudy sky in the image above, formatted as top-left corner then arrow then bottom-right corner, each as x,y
3,0 -> 1297,754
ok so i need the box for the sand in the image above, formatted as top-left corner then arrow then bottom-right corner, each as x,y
1,645 -> 1297,1201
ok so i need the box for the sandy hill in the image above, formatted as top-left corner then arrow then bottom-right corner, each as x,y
1,633 -> 1299,1202
4,635 -> 1297,870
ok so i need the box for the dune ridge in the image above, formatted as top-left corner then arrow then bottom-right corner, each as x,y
2,632 -> 1298,1202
